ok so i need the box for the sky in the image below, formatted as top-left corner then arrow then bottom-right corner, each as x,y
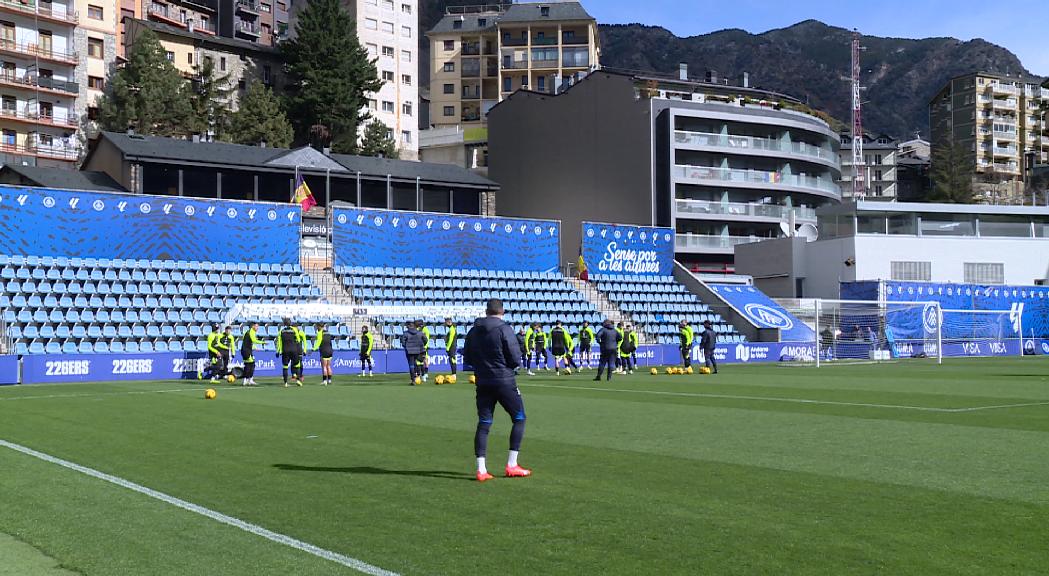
586,0 -> 1049,76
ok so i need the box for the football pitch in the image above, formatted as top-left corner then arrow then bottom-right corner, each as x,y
2,357 -> 1048,575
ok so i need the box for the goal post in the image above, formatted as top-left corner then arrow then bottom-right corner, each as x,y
940,308 -> 1022,358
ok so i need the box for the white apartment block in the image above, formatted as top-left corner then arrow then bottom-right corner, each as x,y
837,133 -> 898,200
356,0 -> 417,160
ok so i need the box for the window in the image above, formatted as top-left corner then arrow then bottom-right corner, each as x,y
477,18 -> 486,27
263,65 -> 271,84
165,51 -> 174,62
401,3 -> 411,14
443,106 -> 454,116
875,170 -> 882,180
401,74 -> 411,85
503,77 -> 511,92
87,106 -> 99,120
88,4 -> 103,19
401,26 -> 411,38
890,261 -> 932,282
187,52 -> 193,64
443,40 -> 454,51
1,129 -> 14,146
381,100 -> 394,112
443,83 -> 454,94
402,102 -> 412,115
537,75 -> 545,91
238,79 -> 246,90
220,56 -> 226,71
382,70 -> 394,82
520,74 -> 527,87
382,0 -> 393,9
875,154 -> 882,163
452,19 -> 462,29
38,133 -> 52,146
540,6 -> 550,16
381,21 -> 393,34
88,37 -> 103,58
87,75 -> 104,90
2,95 -> 15,112
382,45 -> 394,57
366,43 -> 377,58
400,50 -> 411,62
443,61 -> 454,72
260,2 -> 270,12
964,263 -> 1004,284
367,99 -> 377,110
364,18 -> 377,30
401,130 -> 411,143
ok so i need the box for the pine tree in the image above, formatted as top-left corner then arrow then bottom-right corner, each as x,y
930,140 -> 974,203
96,29 -> 193,137
189,57 -> 233,140
357,120 -> 398,159
281,0 -> 382,153
229,82 -> 294,148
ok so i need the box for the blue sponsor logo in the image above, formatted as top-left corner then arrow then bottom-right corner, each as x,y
743,303 -> 794,330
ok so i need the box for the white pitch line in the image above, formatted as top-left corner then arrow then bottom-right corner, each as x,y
0,386 -> 259,402
0,438 -> 399,576
521,382 -> 1049,413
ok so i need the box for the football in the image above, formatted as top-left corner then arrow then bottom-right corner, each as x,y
563,368 -> 572,375
699,367 -> 712,375
686,367 -> 694,374
447,375 -> 457,384
435,375 -> 446,385
650,368 -> 658,375
469,375 -> 477,384
226,375 -> 235,383
665,367 -> 674,375
413,377 -> 422,385
204,389 -> 217,400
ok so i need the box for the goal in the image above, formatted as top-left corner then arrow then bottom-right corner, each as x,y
941,308 -> 1022,358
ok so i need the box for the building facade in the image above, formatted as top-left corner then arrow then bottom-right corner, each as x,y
488,69 -> 842,273
423,1 -> 599,171
930,72 -> 1049,202
837,132 -> 897,200
117,0 -> 289,58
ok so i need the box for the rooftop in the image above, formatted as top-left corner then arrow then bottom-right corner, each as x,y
821,200 -> 1049,217
128,18 -> 279,55
427,0 -> 593,35
0,165 -> 128,193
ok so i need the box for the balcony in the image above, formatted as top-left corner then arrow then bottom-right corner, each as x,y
992,162 -> 1019,173
674,130 -> 836,164
501,36 -> 527,47
993,99 -> 1018,110
675,233 -> 767,252
673,164 -> 839,196
991,83 -> 1019,95
502,58 -> 528,70
992,146 -> 1017,157
0,107 -> 78,129
530,57 -> 558,69
531,36 -> 557,45
562,33 -> 587,45
0,0 -> 77,24
462,43 -> 481,56
561,48 -> 589,68
0,72 -> 77,95
0,139 -> 78,161
235,20 -> 260,36
147,3 -> 186,27
992,130 -> 1017,140
676,199 -> 816,221
236,0 -> 259,15
188,18 -> 217,34
0,40 -> 77,65
461,66 -> 480,78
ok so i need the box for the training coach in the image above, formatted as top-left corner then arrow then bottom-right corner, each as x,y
463,298 -> 531,482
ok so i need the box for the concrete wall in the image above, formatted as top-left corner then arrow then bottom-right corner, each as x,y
488,72 -> 654,269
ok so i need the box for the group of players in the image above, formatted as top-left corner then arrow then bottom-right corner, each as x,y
199,319 -> 345,387
515,320 -> 640,376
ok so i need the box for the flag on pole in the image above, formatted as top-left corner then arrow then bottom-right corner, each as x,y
577,246 -> 588,282
293,174 -> 318,212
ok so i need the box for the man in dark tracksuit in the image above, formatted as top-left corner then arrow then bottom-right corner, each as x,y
401,321 -> 425,385
701,319 -> 718,374
276,318 -> 303,387
516,327 -> 527,374
240,322 -> 263,386
359,325 -> 374,377
550,321 -> 568,374
464,299 -> 529,482
577,321 -> 595,369
594,319 -> 622,381
314,323 -> 335,385
220,326 -> 235,374
201,324 -> 223,382
445,317 -> 459,375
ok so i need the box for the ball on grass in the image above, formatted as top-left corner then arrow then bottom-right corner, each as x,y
650,368 -> 658,375
469,375 -> 477,385
204,388 -> 217,400
563,368 -> 572,375
665,367 -> 674,375
435,375 -> 446,385
226,374 -> 236,383
686,366 -> 694,375
447,375 -> 457,384
413,377 -> 422,386
699,367 -> 712,375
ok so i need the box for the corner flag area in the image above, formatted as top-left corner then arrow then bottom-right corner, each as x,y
2,357 -> 1048,575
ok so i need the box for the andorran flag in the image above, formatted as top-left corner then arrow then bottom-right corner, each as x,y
577,248 -> 589,282
293,175 -> 318,212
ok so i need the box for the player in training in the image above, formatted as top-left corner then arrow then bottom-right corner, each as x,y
549,320 -> 576,374
620,324 -> 638,374
314,323 -> 334,385
240,322 -> 264,386
700,319 -> 718,374
679,319 -> 694,369
532,323 -> 549,371
445,317 -> 459,375
276,318 -> 303,387
577,320 -> 595,369
419,320 -> 431,382
614,322 -> 625,373
515,326 -> 528,374
463,298 -> 530,482
400,321 -> 425,385
359,325 -> 374,377
524,324 -> 535,375
200,323 -> 225,382
594,319 -> 622,381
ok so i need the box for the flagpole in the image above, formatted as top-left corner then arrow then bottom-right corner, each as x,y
293,165 -> 299,202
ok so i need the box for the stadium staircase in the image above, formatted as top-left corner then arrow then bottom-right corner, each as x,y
566,277 -> 652,343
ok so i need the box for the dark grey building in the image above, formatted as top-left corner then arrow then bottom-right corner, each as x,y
488,69 -> 842,273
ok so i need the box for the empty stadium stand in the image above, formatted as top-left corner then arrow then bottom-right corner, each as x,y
0,254 -> 327,355
590,274 -> 746,345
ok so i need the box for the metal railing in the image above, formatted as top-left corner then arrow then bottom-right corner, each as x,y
529,58 -> 558,68
0,140 -> 80,161
675,234 -> 769,250
531,37 -> 557,45
0,107 -> 78,128
0,0 -> 78,22
674,130 -> 836,162
235,21 -> 260,34
501,58 -> 529,69
0,39 -> 77,64
0,72 -> 77,94
236,0 -> 259,13
673,164 -> 839,194
675,199 -> 816,221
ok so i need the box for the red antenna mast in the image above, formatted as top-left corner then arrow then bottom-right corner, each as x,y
849,30 -> 867,199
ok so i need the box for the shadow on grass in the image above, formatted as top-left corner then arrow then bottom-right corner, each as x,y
273,464 -> 472,481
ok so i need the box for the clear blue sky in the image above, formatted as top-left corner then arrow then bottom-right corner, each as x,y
587,0 -> 1048,76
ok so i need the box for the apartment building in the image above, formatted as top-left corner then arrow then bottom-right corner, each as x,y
117,0 -> 289,58
837,132 -> 898,200
125,18 -> 281,112
930,71 -> 1049,201
422,1 -> 599,171
488,69 -> 841,273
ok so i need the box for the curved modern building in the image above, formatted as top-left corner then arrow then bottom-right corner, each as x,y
488,68 -> 842,273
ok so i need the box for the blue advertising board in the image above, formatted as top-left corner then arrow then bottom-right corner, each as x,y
843,280 -> 1049,339
581,222 -> 675,277
0,186 -> 300,264
0,355 -> 17,385
707,283 -> 814,342
333,208 -> 560,272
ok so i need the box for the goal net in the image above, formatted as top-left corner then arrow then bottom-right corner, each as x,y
941,309 -> 1021,357
787,299 -> 943,366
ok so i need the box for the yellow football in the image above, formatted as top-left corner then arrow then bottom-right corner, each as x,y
469,375 -> 477,384
414,377 -> 422,385
564,368 -> 572,375
226,374 -> 235,383
447,375 -> 457,384
674,368 -> 684,375
699,367 -> 712,375
204,388 -> 217,400
686,366 -> 694,374
665,367 -> 674,375
650,368 -> 658,375
435,375 -> 446,385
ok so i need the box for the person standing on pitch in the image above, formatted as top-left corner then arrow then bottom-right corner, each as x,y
359,325 -> 374,377
577,320 -> 595,369
679,320 -> 694,369
594,319 -> 621,381
276,318 -> 303,387
524,324 -> 535,375
401,321 -> 425,385
532,323 -> 549,371
314,323 -> 334,385
550,320 -> 568,375
620,324 -> 638,374
240,322 -> 264,386
516,326 -> 528,374
614,322 -> 625,373
445,317 -> 459,375
463,298 -> 529,482
701,319 -> 718,374
419,320 -> 432,382
201,323 -> 223,382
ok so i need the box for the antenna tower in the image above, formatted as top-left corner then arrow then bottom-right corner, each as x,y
849,31 -> 866,199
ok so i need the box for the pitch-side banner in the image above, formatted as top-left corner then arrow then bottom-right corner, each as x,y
332,208 -> 560,272
581,222 -> 675,277
0,186 -> 300,264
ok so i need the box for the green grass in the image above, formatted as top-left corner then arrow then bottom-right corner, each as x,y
2,357 -> 1049,575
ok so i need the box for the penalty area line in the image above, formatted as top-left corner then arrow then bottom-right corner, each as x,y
0,439 -> 399,576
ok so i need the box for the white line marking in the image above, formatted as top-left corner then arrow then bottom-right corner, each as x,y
947,401 -> 1049,413
0,387 -> 256,402
0,438 -> 399,576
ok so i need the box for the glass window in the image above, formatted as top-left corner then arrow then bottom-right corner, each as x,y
443,40 -> 454,51
402,102 -> 412,115
382,0 -> 393,9
365,43 -> 377,57
443,106 -> 454,116
887,214 -> 917,235
979,215 -> 1032,237
88,37 -> 103,58
919,214 -> 975,236
443,62 -> 454,72
365,18 -> 377,30
88,4 -> 103,19
382,46 -> 394,57
88,75 -> 104,89
401,74 -> 411,85
382,70 -> 394,81
381,21 -> 394,34
401,3 -> 411,14
401,130 -> 411,143
381,100 -> 394,112
442,83 -> 454,94
400,50 -> 411,62
401,25 -> 411,38
857,214 -> 886,234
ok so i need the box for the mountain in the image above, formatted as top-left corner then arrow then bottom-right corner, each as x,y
598,20 -> 1039,139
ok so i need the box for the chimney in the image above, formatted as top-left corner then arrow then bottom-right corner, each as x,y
126,126 -> 134,136
259,141 -> 267,148
323,147 -> 331,156
192,134 -> 201,143
678,62 -> 688,81
705,69 -> 717,84
741,72 -> 750,88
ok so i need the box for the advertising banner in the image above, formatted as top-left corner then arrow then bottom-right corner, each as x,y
581,222 -> 675,277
